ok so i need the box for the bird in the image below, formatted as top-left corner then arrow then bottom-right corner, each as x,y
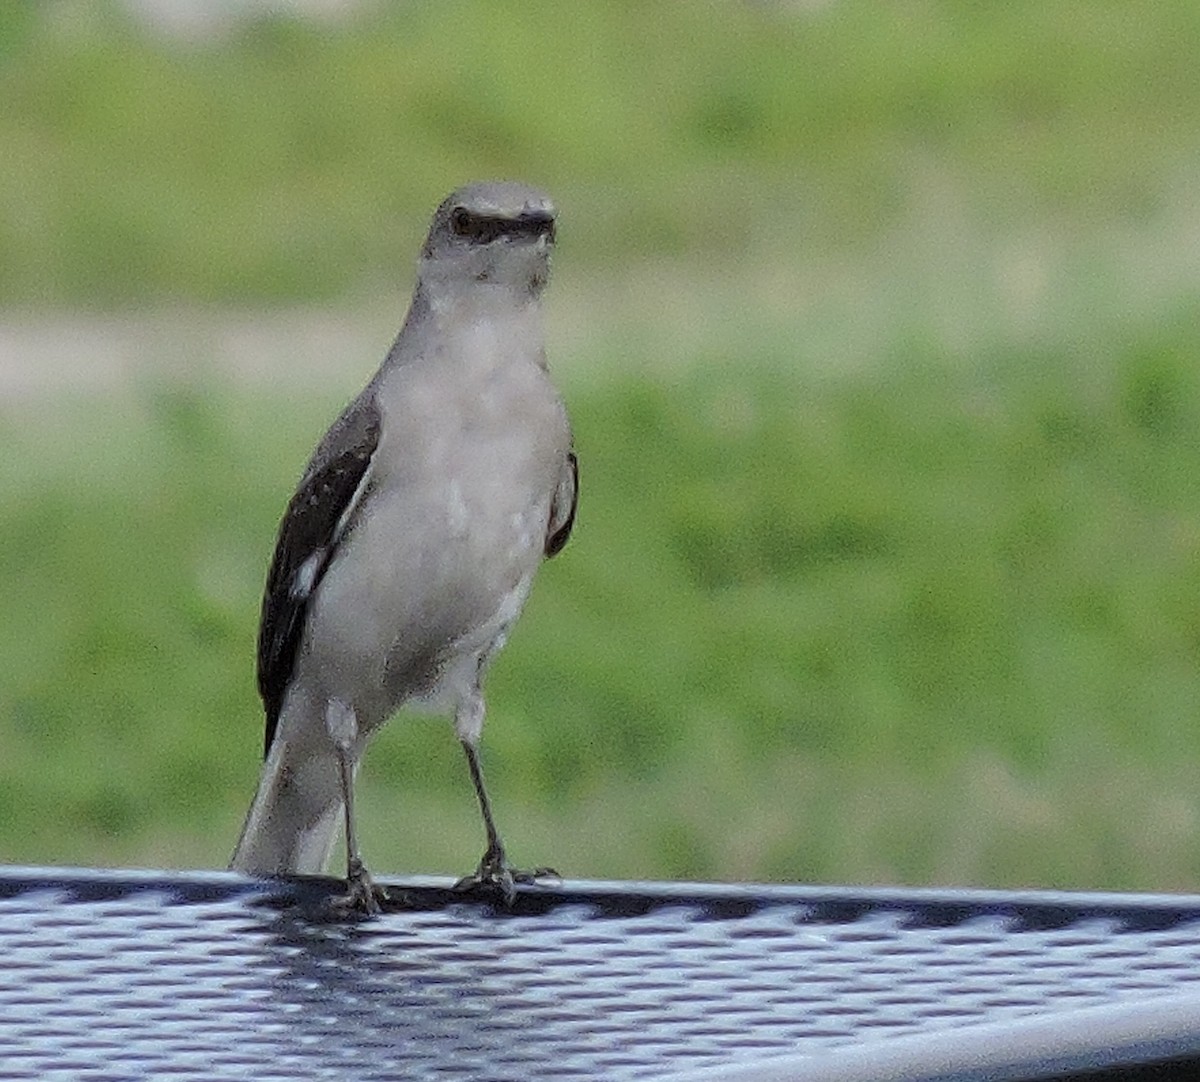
229,181 -> 578,912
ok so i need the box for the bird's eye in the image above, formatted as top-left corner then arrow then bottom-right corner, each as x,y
451,207 -> 473,236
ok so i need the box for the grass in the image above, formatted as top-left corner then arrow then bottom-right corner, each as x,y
0,2 -> 1198,303
3,292 -> 1200,890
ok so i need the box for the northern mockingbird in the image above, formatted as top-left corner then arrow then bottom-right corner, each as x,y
230,182 -> 577,912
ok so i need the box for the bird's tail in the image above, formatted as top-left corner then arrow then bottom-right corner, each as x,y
229,730 -> 346,876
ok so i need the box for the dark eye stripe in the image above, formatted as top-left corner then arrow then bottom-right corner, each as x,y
452,209 -> 555,243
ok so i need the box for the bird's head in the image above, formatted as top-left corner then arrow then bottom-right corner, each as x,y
420,182 -> 557,298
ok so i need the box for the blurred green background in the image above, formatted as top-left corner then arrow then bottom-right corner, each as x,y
2,0 -> 1200,891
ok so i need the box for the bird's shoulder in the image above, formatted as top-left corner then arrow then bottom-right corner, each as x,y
545,449 -> 578,558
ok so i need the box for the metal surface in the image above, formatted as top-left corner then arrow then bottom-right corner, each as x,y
2,867 -> 1200,1080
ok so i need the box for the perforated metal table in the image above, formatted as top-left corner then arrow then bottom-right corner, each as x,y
2,867 -> 1200,1080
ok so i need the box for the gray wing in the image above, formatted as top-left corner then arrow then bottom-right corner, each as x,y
545,450 -> 578,557
257,396 -> 381,756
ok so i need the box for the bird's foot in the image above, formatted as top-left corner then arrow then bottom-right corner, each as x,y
330,856 -> 389,917
452,845 -> 559,905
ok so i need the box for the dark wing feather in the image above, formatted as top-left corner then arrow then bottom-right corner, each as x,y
545,450 -> 578,557
257,399 -> 380,757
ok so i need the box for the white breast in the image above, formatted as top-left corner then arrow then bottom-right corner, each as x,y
298,309 -> 570,731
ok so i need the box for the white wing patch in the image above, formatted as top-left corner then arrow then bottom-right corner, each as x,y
290,551 -> 324,601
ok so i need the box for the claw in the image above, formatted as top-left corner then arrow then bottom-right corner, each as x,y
452,846 -> 559,904
329,856 -> 388,916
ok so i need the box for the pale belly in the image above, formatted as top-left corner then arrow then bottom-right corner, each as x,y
300,394 -> 566,726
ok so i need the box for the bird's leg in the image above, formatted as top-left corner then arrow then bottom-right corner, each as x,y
326,700 -> 385,915
452,738 -> 558,904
